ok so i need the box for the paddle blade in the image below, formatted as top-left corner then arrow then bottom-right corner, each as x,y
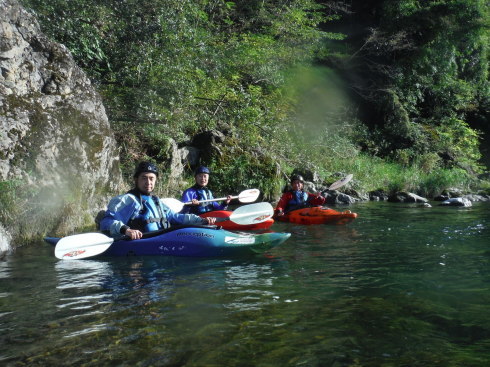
328,174 -> 353,191
55,233 -> 114,260
237,189 -> 260,203
228,202 -> 274,225
161,198 -> 185,212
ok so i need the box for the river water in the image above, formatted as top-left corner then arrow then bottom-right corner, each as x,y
1,201 -> 489,366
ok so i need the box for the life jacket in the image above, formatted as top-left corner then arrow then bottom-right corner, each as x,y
285,190 -> 309,212
191,185 -> 215,214
127,189 -> 165,232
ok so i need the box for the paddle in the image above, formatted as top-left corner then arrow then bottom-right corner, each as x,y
322,174 -> 353,192
162,188 -> 260,213
54,232 -> 114,260
54,202 -> 274,260
221,202 -> 273,225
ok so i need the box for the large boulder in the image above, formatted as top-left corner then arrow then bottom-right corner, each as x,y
0,0 -> 122,250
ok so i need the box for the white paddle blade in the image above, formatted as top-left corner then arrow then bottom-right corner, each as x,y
55,233 -> 114,260
229,202 -> 274,225
237,189 -> 260,203
161,198 -> 185,212
328,174 -> 353,191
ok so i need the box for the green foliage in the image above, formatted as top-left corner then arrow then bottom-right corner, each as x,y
344,0 -> 489,173
418,168 -> 472,198
21,0 -> 336,148
321,152 -> 473,197
208,147 -> 282,201
18,0 -> 489,203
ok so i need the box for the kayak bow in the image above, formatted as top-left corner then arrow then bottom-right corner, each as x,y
276,206 -> 357,225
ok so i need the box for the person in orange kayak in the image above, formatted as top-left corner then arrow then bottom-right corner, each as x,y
275,174 -> 326,216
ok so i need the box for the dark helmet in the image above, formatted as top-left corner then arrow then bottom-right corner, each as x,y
290,174 -> 304,183
194,166 -> 211,175
134,161 -> 159,178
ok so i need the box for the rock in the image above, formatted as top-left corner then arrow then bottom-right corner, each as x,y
180,146 -> 200,168
303,181 -> 317,193
323,191 -> 357,205
388,192 -> 428,203
191,130 -> 225,162
440,197 -> 472,207
349,189 -> 369,201
0,0 -> 122,250
463,194 -> 488,202
369,190 -> 389,201
443,188 -> 465,197
0,225 -> 12,254
164,140 -> 201,195
292,169 -> 320,184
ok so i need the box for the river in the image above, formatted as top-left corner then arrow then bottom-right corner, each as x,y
1,201 -> 489,366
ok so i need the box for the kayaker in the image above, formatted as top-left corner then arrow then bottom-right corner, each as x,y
100,161 -> 217,240
275,174 -> 326,216
180,166 -> 231,214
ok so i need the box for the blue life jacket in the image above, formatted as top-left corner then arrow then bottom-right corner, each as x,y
127,190 -> 164,232
285,190 -> 309,212
193,185 -> 215,214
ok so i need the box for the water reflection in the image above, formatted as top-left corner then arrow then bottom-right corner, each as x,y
2,202 -> 489,366
55,259 -> 114,289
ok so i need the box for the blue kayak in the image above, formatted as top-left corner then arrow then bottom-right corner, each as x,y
45,226 -> 291,258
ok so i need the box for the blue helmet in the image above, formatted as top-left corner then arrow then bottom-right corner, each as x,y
194,166 -> 210,175
134,161 -> 159,178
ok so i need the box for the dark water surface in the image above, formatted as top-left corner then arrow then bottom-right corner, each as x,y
1,202 -> 489,366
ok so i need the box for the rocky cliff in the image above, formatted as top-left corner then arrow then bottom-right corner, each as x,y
0,0 -> 123,252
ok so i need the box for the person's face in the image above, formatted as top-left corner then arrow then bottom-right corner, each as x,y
195,173 -> 209,187
136,172 -> 157,194
292,180 -> 303,191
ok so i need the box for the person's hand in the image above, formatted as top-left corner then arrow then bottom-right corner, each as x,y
125,228 -> 143,240
204,217 -> 217,225
191,199 -> 200,206
224,195 -> 232,205
276,210 -> 284,217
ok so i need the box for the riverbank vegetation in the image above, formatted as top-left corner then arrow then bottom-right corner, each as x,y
21,0 -> 490,199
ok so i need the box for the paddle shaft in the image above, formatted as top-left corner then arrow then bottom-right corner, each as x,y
183,188 -> 259,205
184,195 -> 235,205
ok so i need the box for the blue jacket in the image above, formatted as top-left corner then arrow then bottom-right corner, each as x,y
100,189 -> 206,237
181,185 -> 227,214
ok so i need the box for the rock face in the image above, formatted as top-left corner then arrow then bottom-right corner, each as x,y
0,0 -> 122,251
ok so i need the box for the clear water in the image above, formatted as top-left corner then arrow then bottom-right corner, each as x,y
1,202 -> 489,366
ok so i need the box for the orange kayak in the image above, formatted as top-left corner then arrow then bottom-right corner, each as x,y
276,206 -> 357,225
200,210 -> 275,230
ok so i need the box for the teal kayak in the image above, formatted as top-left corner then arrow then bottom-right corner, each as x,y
45,225 -> 291,258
